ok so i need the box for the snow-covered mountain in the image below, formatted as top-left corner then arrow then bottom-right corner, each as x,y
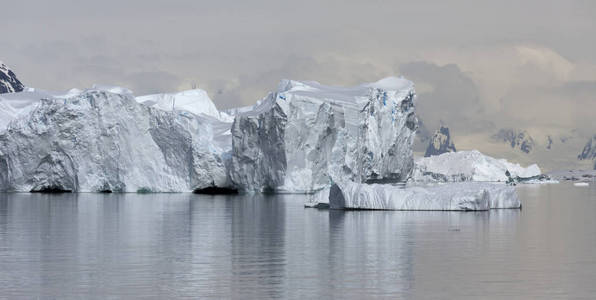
578,135 -> 596,160
578,135 -> 596,169
492,128 -> 535,154
0,61 -> 24,94
424,126 -> 456,157
229,77 -> 418,193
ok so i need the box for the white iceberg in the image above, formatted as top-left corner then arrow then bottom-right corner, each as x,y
412,150 -> 541,183
0,88 -> 232,192
229,77 -> 418,193
306,181 -> 520,211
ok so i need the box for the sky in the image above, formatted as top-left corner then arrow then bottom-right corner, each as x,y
2,0 -> 595,166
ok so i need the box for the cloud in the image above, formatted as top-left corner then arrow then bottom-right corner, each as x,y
204,55 -> 389,109
124,71 -> 181,95
398,61 -> 493,134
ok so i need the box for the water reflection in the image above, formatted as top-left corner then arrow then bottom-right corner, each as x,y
0,184 -> 595,298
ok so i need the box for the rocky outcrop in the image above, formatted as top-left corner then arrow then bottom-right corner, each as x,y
0,89 -> 231,192
229,77 -> 418,193
0,61 -> 24,94
424,126 -> 456,157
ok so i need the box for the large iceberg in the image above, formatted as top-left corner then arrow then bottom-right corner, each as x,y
0,88 -> 232,192
229,77 -> 418,193
306,182 -> 520,211
412,150 -> 541,183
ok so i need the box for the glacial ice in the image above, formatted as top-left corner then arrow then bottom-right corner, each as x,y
136,89 -> 234,122
0,88 -> 232,192
412,150 -> 541,183
305,182 -> 520,211
229,77 -> 418,193
0,87 -> 85,131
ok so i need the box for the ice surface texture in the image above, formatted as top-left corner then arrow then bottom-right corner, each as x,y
306,182 -> 521,211
229,77 -> 418,193
0,89 -> 231,192
413,150 -> 541,183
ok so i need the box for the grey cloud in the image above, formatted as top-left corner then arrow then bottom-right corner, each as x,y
207,55 -> 387,109
124,71 -> 181,95
398,61 -> 494,135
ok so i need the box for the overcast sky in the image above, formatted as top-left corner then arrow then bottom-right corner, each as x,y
2,0 -> 595,139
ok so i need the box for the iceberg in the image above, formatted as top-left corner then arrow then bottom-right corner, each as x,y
412,150 -> 541,183
229,77 -> 418,193
0,88 -> 232,192
306,182 -> 520,211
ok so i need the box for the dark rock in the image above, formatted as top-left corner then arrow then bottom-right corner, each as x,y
0,61 -> 24,94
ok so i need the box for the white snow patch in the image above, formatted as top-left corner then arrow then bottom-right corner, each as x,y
136,89 -> 232,122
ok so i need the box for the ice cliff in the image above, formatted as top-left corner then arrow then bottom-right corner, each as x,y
305,182 -> 520,210
0,88 -> 232,192
229,77 -> 418,193
328,182 -> 520,210
412,150 -> 541,183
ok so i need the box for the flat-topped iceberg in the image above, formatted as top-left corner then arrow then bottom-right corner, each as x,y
412,150 -> 541,183
229,77 -> 418,193
0,88 -> 232,192
306,182 -> 520,211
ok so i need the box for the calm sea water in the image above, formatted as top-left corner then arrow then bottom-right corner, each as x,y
0,183 -> 595,299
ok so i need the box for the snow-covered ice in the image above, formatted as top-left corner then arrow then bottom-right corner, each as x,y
136,89 -> 233,122
573,182 -> 589,187
0,87 -> 86,131
306,181 -> 520,211
229,77 -> 418,193
412,150 -> 541,183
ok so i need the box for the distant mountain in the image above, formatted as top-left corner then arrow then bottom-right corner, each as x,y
578,135 -> 596,169
492,128 -> 535,154
424,126 -> 456,157
0,61 -> 24,94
